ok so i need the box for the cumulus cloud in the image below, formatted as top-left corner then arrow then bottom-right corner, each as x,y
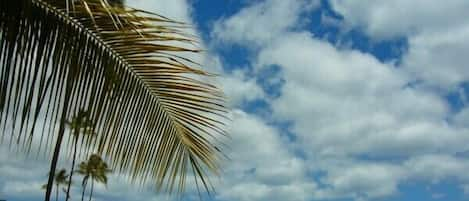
219,70 -> 265,106
253,31 -> 469,200
257,32 -> 469,158
404,154 -> 469,183
402,25 -> 469,87
317,162 -> 404,200
330,0 -> 469,88
329,0 -> 469,39
212,0 -> 320,47
213,0 -> 469,200
310,154 -> 469,200
215,110 -> 315,201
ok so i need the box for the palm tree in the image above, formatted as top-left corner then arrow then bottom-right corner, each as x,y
77,154 -> 111,201
0,1 -> 227,201
42,169 -> 70,201
54,169 -> 70,201
64,110 -> 96,201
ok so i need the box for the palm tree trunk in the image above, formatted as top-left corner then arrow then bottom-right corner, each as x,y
65,133 -> 79,201
45,72 -> 74,201
45,116 -> 68,201
88,180 -> 94,201
81,179 -> 87,201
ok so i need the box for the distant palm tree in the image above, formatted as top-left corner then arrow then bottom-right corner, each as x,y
64,110 -> 96,201
0,1 -> 227,201
77,154 -> 111,201
42,169 -> 69,201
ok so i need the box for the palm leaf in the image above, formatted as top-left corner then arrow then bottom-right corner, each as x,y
0,0 -> 227,195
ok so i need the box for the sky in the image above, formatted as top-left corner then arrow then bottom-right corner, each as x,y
2,0 -> 469,201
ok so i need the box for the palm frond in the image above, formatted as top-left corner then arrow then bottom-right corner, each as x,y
0,0 -> 227,195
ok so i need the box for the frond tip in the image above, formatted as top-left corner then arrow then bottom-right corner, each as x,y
0,0 -> 228,195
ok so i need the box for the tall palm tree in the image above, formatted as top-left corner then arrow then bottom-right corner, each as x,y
64,110 -> 96,201
55,169 -> 70,201
42,169 -> 70,201
77,154 -> 111,201
0,1 -> 228,201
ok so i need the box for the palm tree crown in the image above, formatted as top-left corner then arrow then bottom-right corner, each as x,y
77,154 -> 111,201
78,154 -> 111,187
55,169 -> 70,187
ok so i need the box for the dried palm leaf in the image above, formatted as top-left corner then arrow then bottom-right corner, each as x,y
0,0 -> 227,199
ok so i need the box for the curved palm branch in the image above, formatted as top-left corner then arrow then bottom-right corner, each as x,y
0,0 -> 227,197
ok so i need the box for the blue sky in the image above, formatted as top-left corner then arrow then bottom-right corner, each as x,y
3,1 -> 469,201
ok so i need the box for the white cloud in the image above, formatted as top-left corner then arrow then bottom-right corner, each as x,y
257,32 -> 469,158
212,0 -> 319,47
311,154 -> 469,200
330,0 -> 469,88
253,31 -> 469,199
404,154 -> 469,183
330,0 -> 469,39
2,181 -> 44,199
0,146 -> 49,201
0,145 -> 181,201
215,110 -> 315,201
317,162 -> 404,200
220,70 -> 265,106
402,24 -> 469,87
213,1 -> 469,200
